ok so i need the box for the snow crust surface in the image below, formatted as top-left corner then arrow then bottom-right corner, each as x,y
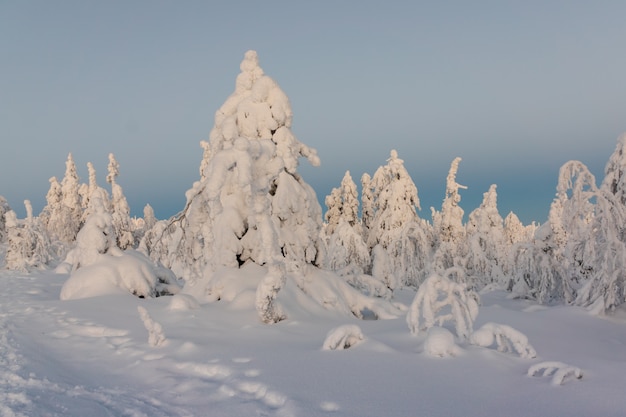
1,270 -> 626,417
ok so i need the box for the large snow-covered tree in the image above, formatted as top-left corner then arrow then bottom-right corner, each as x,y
366,150 -> 432,289
146,50 -> 321,283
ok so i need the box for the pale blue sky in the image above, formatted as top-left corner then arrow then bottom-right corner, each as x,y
2,1 -> 625,224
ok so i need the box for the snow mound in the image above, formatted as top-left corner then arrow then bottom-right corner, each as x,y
322,325 -> 364,350
470,322 -> 537,358
423,326 -> 462,358
168,293 -> 200,311
60,250 -> 180,300
186,263 -> 403,322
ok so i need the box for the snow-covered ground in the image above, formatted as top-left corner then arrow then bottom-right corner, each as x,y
2,269 -> 626,417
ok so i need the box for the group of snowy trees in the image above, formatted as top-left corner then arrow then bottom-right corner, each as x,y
2,50 -> 626,316
0,153 -> 147,272
321,134 -> 626,315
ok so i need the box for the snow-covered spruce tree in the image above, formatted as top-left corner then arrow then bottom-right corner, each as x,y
322,171 -> 370,276
510,161 -> 596,304
366,150 -> 432,289
45,153 -> 83,245
431,157 -> 467,274
464,184 -> 507,290
146,51 -> 322,284
54,153 -> 83,243
107,153 -> 134,249
4,201 -> 53,271
574,135 -> 626,313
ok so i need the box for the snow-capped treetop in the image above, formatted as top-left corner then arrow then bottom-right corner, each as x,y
340,171 -> 359,227
107,153 -> 120,185
61,153 -> 81,215
467,184 -> 502,233
209,50 -> 319,173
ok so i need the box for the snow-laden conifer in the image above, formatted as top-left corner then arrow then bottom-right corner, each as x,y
4,201 -> 54,271
322,171 -> 371,276
366,150 -> 431,288
464,184 -> 506,289
52,153 -> 83,244
431,158 -> 468,278
144,51 -> 322,312
107,153 -> 134,249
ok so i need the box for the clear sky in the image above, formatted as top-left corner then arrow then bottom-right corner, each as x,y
2,1 -> 625,224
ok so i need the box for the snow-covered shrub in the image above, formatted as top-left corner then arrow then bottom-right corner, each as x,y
322,325 -> 364,350
470,322 -> 536,359
137,306 -> 167,347
406,268 -> 479,340
528,361 -> 583,386
423,326 -> 462,358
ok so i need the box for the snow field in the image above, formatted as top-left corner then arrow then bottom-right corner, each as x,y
2,271 -> 626,416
